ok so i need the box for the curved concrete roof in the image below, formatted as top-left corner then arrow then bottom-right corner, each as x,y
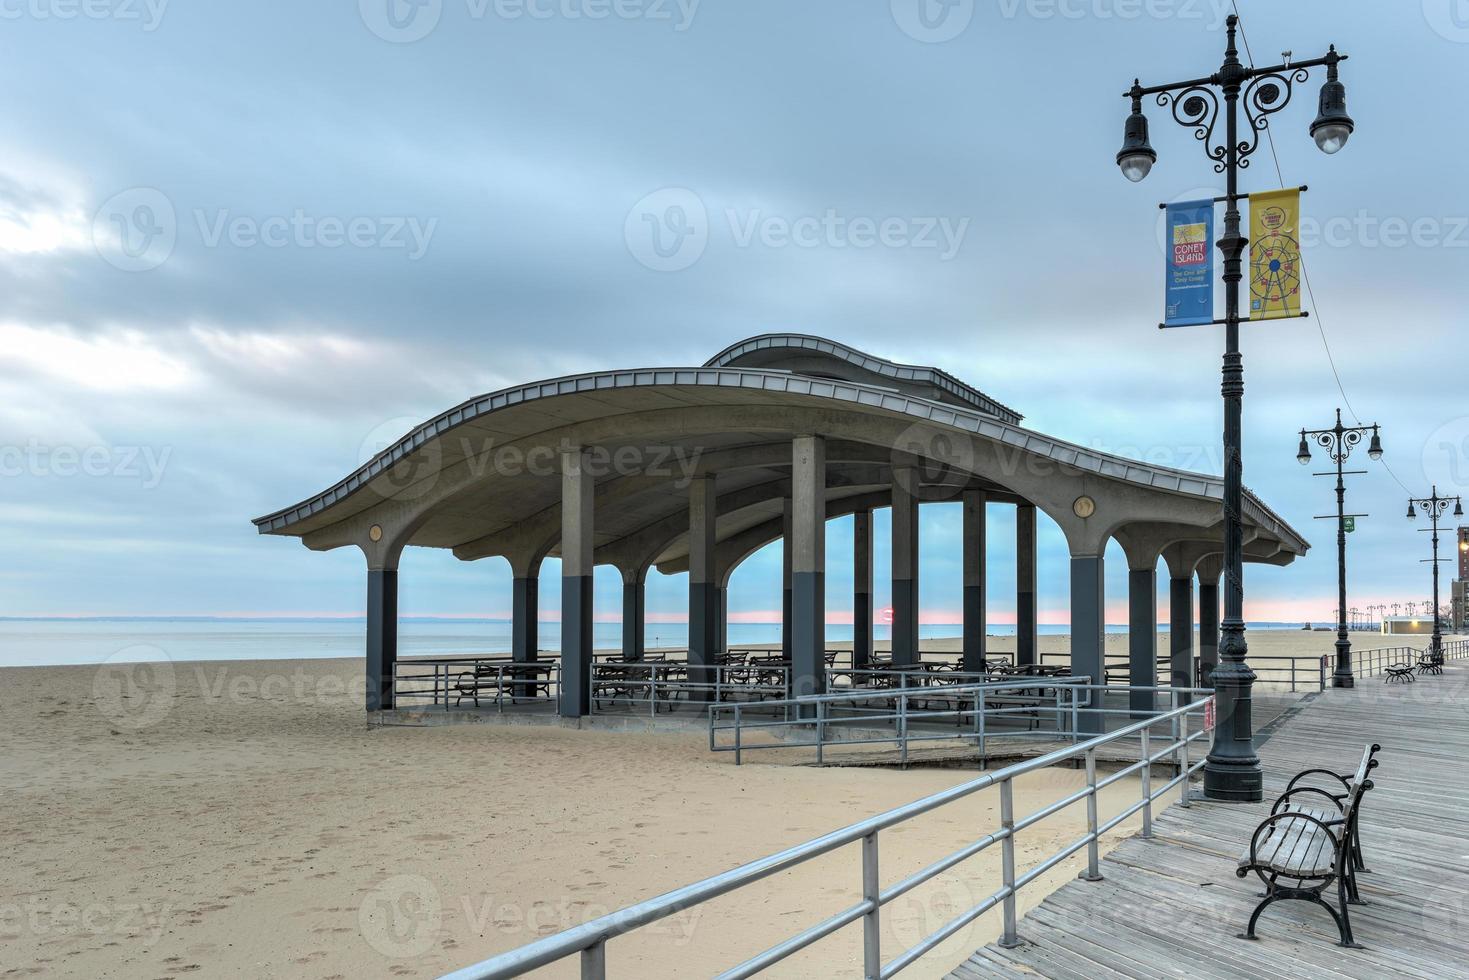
252,336 -> 1308,570
705,333 -> 1023,424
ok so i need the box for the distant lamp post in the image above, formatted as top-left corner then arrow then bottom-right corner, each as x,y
1407,487 -> 1464,665
1297,409 -> 1383,687
1119,14 -> 1351,804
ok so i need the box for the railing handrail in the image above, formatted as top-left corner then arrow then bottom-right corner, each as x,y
708,675 -> 1095,714
438,695 -> 1209,980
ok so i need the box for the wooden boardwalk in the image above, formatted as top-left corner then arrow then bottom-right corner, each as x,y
951,662 -> 1469,979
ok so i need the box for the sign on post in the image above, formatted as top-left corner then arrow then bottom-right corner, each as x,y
1163,199 -> 1215,327
1344,516 -> 1356,533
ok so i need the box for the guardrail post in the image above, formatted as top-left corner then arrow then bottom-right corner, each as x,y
1140,727 -> 1153,839
650,667 -> 658,718
1290,658 -> 1296,693
976,688 -> 986,760
862,831 -> 880,978
1179,708 -> 1191,808
1081,748 -> 1102,881
899,693 -> 909,769
816,698 -> 825,766
999,779 -> 1019,948
734,704 -> 742,766
581,939 -> 605,979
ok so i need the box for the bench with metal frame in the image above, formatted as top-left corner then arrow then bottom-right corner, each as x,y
1384,663 -> 1415,683
1236,743 -> 1378,948
1416,652 -> 1444,676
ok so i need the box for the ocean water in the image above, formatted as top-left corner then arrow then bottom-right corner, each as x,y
0,618 -> 1307,668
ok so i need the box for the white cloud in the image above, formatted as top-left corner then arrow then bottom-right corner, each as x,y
0,322 -> 197,393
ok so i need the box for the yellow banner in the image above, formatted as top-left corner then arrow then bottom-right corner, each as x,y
1249,189 -> 1303,320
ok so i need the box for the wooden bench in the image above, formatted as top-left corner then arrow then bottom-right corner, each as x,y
1235,743 -> 1378,948
1384,663 -> 1414,683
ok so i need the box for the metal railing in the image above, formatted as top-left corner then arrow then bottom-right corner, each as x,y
393,657 -> 560,710
710,677 -> 1101,766
438,694 -> 1212,980
1351,638 -> 1469,678
589,661 -> 791,717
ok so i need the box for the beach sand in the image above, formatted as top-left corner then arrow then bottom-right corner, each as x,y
0,629 -> 1441,979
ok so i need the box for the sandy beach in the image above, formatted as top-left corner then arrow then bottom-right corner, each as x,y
0,629 -> 1444,979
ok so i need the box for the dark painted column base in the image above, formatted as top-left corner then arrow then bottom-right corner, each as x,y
1070,556 -> 1105,737
688,581 -> 719,701
1331,635 -> 1354,688
1016,591 -> 1037,667
366,569 -> 398,711
892,577 -> 919,666
511,576 -> 539,663
1168,576 -> 1195,696
621,575 -> 645,661
1127,568 -> 1157,718
1203,626 -> 1264,803
853,591 -> 872,672
1198,581 -> 1220,687
791,570 -> 825,711
963,583 -> 986,673
559,575 -> 593,717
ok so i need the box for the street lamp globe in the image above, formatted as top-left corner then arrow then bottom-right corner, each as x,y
1117,89 -> 1157,182
1367,428 -> 1383,460
1456,499 -> 1464,518
1296,433 -> 1312,464
1310,55 -> 1354,155
1407,501 -> 1417,520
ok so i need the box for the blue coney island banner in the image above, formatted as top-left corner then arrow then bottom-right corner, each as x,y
1163,199 -> 1215,327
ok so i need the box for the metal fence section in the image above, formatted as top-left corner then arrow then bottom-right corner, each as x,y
393,657 -> 560,710
588,660 -> 791,716
436,695 -> 1212,980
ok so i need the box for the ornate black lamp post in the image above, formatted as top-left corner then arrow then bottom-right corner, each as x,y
1117,16 -> 1352,803
1407,487 -> 1463,665
1297,409 -> 1382,688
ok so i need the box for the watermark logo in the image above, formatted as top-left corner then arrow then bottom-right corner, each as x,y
1422,416 -> 1469,492
886,875 -> 981,962
996,0 -> 1230,29
360,0 -> 443,42
1424,0 -> 1469,42
893,422 -> 978,502
359,874 -> 442,958
359,416 -> 445,502
891,0 -> 973,43
92,187 -> 176,272
0,440 -> 172,488
0,0 -> 169,30
626,187 -> 970,272
92,645 -> 175,730
625,187 -> 708,272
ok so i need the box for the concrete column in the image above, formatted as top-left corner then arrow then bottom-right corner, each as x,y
790,436 -> 827,701
1169,575 -> 1195,694
559,447 -> 594,717
781,498 -> 793,662
365,567 -> 397,711
717,586 -> 728,657
688,476 -> 719,692
852,509 -> 873,672
1198,558 -> 1222,687
511,571 -> 539,663
962,490 -> 988,673
620,564 -> 646,661
1128,566 -> 1158,718
891,467 -> 920,666
1070,554 -> 1105,735
1016,503 -> 1038,667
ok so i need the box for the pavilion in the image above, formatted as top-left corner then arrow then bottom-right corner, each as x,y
252,334 -> 1308,729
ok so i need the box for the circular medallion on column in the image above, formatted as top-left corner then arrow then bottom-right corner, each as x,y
1072,495 -> 1096,519
369,524 -> 383,542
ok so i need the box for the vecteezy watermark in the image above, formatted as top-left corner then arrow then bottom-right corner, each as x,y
0,440 -> 172,488
0,899 -> 170,943
1423,0 -> 1469,43
0,0 -> 168,31
92,188 -> 437,271
890,0 -> 974,43
92,645 -> 175,731
358,876 -> 702,960
625,187 -> 970,272
1421,416 -> 1469,492
358,418 -> 706,502
359,0 -> 699,43
92,187 -> 176,272
997,0 -> 1230,29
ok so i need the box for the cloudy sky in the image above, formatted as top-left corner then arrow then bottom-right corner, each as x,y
3,0 -> 1467,631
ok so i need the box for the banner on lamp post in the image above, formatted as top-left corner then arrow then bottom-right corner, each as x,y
1163,199 -> 1215,327
1249,188 -> 1304,320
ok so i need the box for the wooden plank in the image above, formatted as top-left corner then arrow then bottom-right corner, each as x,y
947,661 -> 1469,980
